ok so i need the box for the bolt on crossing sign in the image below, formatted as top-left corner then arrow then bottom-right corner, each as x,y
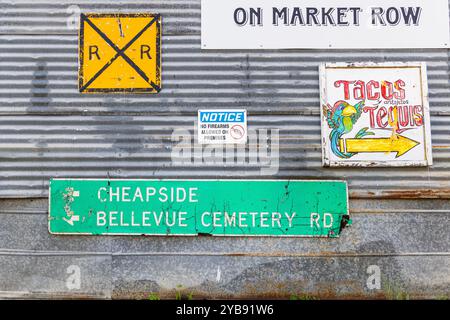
78,13 -> 161,93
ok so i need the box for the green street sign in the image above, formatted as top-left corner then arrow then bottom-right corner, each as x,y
49,179 -> 350,237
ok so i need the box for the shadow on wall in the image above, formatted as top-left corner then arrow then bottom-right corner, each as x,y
29,58 -> 52,111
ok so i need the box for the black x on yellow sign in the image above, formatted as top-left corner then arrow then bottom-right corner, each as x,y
79,13 -> 161,93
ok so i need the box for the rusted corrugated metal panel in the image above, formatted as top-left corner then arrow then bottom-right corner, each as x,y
0,0 -> 449,299
0,33 -> 449,197
0,35 -> 449,115
0,114 -> 449,197
0,198 -> 449,299
0,0 -> 200,35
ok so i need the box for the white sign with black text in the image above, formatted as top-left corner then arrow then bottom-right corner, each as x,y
202,0 -> 450,49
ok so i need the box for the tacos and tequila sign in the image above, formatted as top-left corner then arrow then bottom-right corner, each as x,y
320,62 -> 433,167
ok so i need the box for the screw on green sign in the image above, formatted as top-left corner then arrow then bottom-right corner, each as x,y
49,179 -> 350,237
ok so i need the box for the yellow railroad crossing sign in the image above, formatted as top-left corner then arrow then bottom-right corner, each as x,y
339,135 -> 419,158
79,13 -> 161,93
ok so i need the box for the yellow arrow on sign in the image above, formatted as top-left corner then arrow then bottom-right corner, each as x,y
339,135 -> 420,158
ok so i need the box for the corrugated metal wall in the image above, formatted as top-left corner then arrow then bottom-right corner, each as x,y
0,0 -> 449,299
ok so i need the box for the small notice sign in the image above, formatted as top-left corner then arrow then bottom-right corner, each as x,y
48,179 -> 349,237
79,13 -> 161,93
198,109 -> 247,144
320,62 -> 433,167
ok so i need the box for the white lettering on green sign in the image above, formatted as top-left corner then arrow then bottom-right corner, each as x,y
49,179 -> 350,237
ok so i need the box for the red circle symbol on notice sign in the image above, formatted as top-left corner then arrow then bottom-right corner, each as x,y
230,125 -> 245,140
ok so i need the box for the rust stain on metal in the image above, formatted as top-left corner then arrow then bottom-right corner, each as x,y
224,251 -> 350,258
351,189 -> 450,199
380,189 -> 450,199
109,286 -> 429,300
